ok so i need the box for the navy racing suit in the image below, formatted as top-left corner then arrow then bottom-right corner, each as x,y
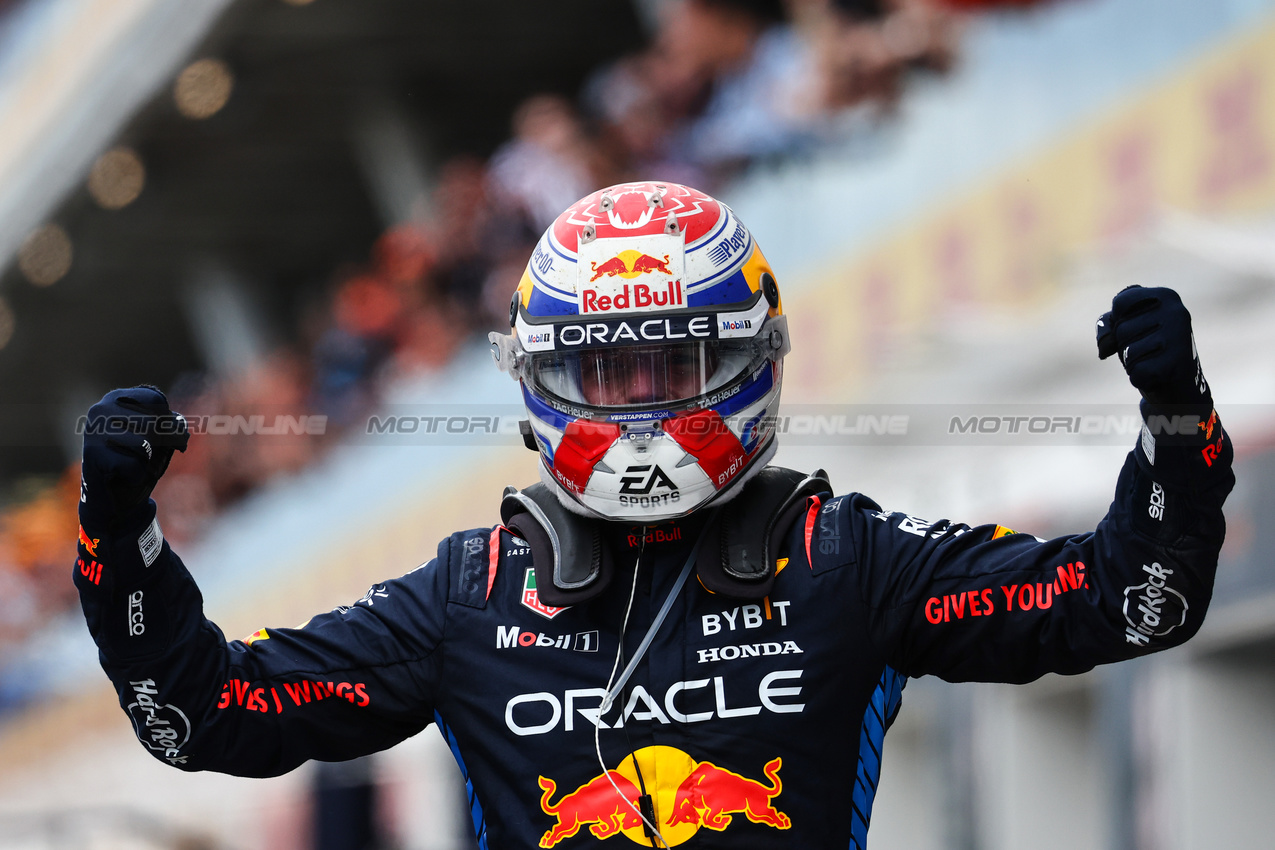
74,424 -> 1233,849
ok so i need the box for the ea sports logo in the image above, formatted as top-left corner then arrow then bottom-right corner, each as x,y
619,464 -> 678,495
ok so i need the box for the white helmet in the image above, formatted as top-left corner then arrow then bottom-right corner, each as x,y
490,181 -> 789,521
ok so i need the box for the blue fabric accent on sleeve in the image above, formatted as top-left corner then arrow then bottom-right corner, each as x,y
436,710 -> 489,850
849,666 -> 907,849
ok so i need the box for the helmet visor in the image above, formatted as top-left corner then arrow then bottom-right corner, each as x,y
526,340 -> 760,410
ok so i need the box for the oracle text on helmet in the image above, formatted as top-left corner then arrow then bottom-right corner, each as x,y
557,316 -> 714,347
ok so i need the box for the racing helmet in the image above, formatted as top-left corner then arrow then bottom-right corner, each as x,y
489,181 -> 789,522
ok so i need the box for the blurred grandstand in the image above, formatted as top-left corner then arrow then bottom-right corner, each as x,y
1,0 -> 1274,848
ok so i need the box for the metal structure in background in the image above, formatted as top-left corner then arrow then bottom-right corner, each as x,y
0,0 -> 645,481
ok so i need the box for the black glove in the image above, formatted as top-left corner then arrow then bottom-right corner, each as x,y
1096,286 -> 1210,408
79,386 -> 189,536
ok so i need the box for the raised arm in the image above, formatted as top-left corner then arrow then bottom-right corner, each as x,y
74,388 -> 446,776
828,287 -> 1234,682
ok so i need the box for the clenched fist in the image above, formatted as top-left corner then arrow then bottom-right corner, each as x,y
79,386 -> 189,535
1096,286 -> 1210,408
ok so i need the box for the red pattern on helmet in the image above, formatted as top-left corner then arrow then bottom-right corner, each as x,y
553,182 -> 723,253
663,409 -> 750,491
552,420 -> 622,494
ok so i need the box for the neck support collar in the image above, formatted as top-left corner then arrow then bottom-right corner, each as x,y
500,466 -> 832,605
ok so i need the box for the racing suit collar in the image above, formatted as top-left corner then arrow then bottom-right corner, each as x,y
604,511 -> 712,554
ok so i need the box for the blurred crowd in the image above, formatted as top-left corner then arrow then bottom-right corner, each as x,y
0,0 -> 1052,660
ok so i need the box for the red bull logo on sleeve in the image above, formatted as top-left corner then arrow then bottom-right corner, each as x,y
537,746 -> 790,847
78,525 -> 100,557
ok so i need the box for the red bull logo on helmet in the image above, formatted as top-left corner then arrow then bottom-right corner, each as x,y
588,251 -> 672,282
537,745 -> 791,847
577,234 -> 685,316
581,279 -> 684,314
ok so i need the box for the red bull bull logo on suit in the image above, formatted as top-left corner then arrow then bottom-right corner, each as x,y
537,745 -> 790,847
